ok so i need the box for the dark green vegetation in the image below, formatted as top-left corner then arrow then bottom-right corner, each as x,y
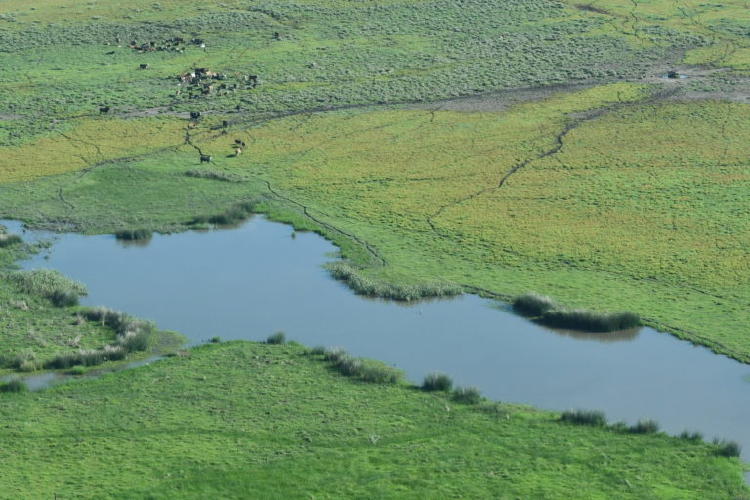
561,410 -> 740,456
265,331 -> 286,345
560,409 -> 608,427
451,386 -> 483,405
421,372 -> 453,392
0,340 -> 746,498
114,228 -> 153,241
514,293 -> 641,332
0,378 -> 27,393
320,346 -> 403,384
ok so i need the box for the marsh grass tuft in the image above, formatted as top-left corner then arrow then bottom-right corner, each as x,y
0,233 -> 22,248
115,229 -> 152,241
44,308 -> 154,369
0,379 -> 28,393
540,309 -> 640,332
452,386 -> 482,405
628,419 -> 659,434
326,262 -> 462,301
422,372 -> 453,392
513,293 -> 558,316
560,409 -> 607,427
6,269 -> 87,307
266,331 -> 286,345
679,430 -> 704,442
512,293 -> 640,332
309,345 -> 326,355
322,347 -> 402,384
714,439 -> 742,458
191,201 -> 258,226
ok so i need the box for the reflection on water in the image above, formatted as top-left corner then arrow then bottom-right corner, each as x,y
546,326 -> 642,343
2,217 -> 749,462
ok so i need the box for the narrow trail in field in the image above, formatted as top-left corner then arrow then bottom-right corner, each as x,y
424,113 -> 596,236
261,179 -> 387,267
57,187 -> 74,211
425,87 -> 679,236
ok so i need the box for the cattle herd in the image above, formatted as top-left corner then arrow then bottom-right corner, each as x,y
98,35 -> 266,164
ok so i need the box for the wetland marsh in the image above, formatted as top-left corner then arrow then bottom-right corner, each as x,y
6,216 -> 750,463
1,0 -> 749,496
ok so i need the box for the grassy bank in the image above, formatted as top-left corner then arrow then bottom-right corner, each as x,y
0,340 -> 746,498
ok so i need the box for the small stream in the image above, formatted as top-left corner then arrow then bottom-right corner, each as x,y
3,217 -> 749,464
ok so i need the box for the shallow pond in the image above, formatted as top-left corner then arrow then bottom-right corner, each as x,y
4,217 -> 750,462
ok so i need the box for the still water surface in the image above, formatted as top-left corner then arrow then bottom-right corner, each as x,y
5,217 -> 749,461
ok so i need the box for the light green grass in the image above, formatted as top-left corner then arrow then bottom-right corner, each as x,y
0,340 -> 746,498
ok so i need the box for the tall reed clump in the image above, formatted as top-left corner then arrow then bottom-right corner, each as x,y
0,349 -> 40,371
512,292 -> 640,332
714,439 -> 742,458
0,233 -> 22,248
326,262 -> 462,301
540,310 -> 640,332
451,386 -> 482,405
513,293 -> 558,316
6,269 -> 87,307
266,331 -> 286,345
628,419 -> 660,434
44,308 -> 154,369
114,229 -> 152,241
422,372 -> 453,392
560,409 -> 607,427
0,379 -> 28,393
321,347 -> 402,384
191,201 -> 257,226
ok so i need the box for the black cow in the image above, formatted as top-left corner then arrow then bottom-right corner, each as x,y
99,106 -> 110,114
200,154 -> 212,163
140,63 -> 149,70
190,111 -> 201,120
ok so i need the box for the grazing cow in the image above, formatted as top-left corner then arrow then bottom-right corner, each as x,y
190,111 -> 201,120
140,63 -> 149,70
667,71 -> 679,79
99,106 -> 110,114
222,120 -> 229,128
200,154 -> 212,163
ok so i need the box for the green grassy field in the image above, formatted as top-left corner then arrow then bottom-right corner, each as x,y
0,340 -> 746,498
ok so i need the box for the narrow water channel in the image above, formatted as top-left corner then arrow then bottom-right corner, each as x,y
5,217 -> 750,462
